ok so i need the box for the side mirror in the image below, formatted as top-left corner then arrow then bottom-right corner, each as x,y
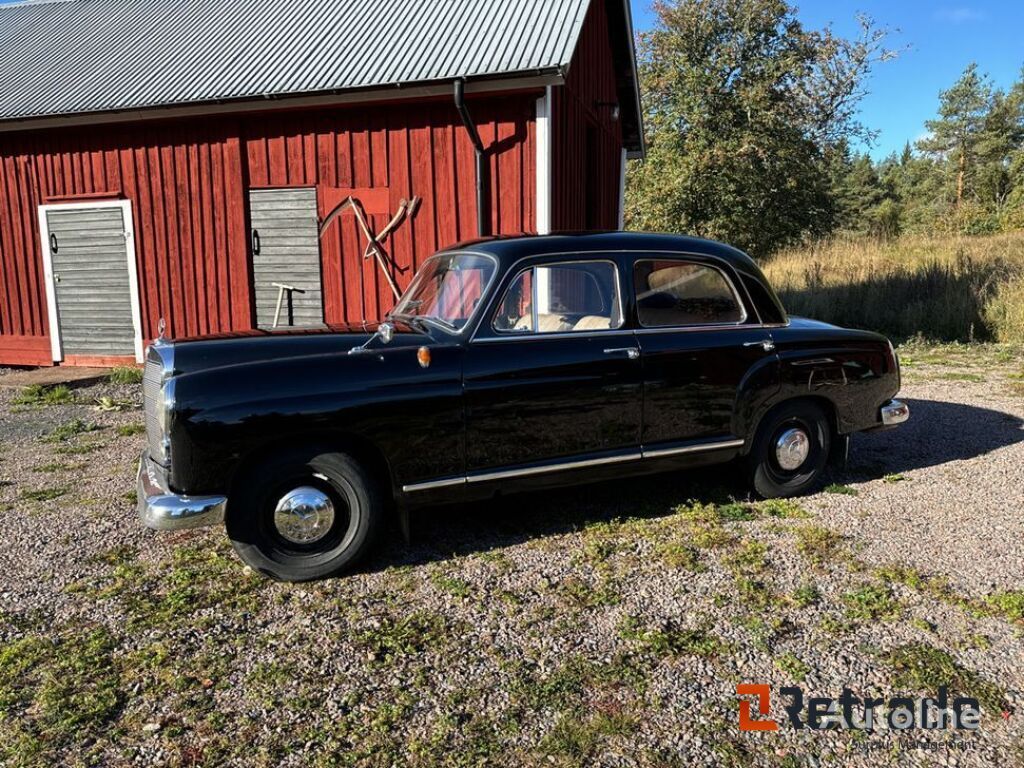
349,321 -> 395,355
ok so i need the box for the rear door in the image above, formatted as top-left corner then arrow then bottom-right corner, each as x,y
633,256 -> 779,452
464,257 -> 642,476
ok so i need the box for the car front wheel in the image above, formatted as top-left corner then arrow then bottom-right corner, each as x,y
746,401 -> 831,499
226,449 -> 384,581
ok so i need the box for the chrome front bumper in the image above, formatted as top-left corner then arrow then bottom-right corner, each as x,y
880,399 -> 910,426
137,452 -> 227,531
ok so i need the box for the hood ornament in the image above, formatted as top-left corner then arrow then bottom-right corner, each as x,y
157,318 -> 167,341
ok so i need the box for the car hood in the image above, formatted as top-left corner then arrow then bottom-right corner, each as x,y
159,321 -> 431,377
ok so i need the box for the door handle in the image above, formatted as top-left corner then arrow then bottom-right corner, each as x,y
744,339 -> 776,352
604,347 -> 640,360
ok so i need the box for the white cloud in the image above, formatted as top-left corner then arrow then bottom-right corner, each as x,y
934,7 -> 988,23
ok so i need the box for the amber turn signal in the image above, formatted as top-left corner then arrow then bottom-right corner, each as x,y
417,346 -> 431,368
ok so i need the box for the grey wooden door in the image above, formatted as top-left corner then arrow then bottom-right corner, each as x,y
249,188 -> 324,328
44,204 -> 138,358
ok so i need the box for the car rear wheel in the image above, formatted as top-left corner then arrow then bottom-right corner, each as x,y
226,449 -> 384,582
746,401 -> 831,499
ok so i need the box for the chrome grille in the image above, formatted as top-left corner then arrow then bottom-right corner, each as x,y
143,349 -> 166,463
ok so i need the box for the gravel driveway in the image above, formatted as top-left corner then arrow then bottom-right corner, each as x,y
0,344 -> 1022,767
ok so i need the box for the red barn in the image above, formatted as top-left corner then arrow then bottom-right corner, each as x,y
0,0 -> 643,368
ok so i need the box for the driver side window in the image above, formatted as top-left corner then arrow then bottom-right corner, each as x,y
493,261 -> 622,334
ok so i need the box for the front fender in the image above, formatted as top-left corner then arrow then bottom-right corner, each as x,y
168,345 -> 465,496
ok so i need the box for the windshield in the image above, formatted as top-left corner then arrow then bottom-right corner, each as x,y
390,252 -> 496,331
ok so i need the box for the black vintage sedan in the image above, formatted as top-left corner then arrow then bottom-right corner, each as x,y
138,233 -> 908,581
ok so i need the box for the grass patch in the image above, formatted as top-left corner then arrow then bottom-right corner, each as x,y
19,487 -> 68,502
115,423 -> 147,437
882,473 -> 907,484
539,709 -> 635,766
722,540 -> 768,576
42,419 -> 102,443
985,591 -> 1024,623
108,366 -> 143,385
791,584 -> 821,608
619,615 -> 729,659
12,384 -> 74,406
794,524 -> 843,566
843,584 -> 902,621
933,371 -> 985,383
655,540 -> 703,570
86,543 -> 264,632
824,483 -> 858,496
775,652 -> 810,681
429,570 -> 471,600
355,611 -> 449,664
0,625 -> 123,761
886,644 -> 1007,714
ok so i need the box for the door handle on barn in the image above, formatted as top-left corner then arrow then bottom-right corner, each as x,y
49,233 -> 58,254
251,229 -> 261,256
604,347 -> 640,360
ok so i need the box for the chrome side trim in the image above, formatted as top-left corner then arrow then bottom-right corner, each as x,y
880,399 -> 910,426
402,438 -> 749,493
467,452 -> 643,484
642,438 -> 745,459
401,476 -> 467,493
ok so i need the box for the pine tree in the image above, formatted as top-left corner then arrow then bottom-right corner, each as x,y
917,63 -> 993,208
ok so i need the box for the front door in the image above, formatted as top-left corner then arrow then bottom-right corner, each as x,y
39,201 -> 142,363
464,258 -> 642,475
632,257 -> 779,450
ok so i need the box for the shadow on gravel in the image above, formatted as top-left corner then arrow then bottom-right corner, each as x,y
368,397 -> 1023,573
375,465 -> 741,573
844,397 -> 1024,479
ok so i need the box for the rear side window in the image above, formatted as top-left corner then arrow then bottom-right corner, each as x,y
493,261 -> 623,334
634,260 -> 745,327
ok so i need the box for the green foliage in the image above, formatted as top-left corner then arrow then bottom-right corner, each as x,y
886,644 -> 1006,713
107,366 -> 143,385
12,385 -> 73,406
42,419 -> 101,443
775,652 -> 810,681
619,615 -> 729,659
842,584 -> 902,621
625,0 -> 895,257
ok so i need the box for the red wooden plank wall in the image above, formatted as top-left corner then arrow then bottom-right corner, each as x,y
243,95 -> 536,324
551,0 -> 624,232
0,93 -> 538,361
0,120 -> 252,352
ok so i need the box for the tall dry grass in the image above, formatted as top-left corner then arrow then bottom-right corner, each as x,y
762,231 -> 1024,343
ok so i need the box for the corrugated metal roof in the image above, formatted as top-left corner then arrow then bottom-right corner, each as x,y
0,0 -> 593,122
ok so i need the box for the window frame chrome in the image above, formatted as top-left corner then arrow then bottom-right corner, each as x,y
488,258 -> 626,337
633,257 -> 749,330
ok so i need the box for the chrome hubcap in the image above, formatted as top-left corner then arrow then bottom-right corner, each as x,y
273,486 -> 335,545
775,428 -> 810,471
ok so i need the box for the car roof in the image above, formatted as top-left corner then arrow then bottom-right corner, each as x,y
442,231 -> 757,272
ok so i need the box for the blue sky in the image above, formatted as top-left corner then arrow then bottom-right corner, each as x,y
631,1 -> 1024,159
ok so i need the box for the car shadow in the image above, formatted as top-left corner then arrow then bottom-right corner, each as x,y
364,397 -> 1023,574
840,397 -> 1024,480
